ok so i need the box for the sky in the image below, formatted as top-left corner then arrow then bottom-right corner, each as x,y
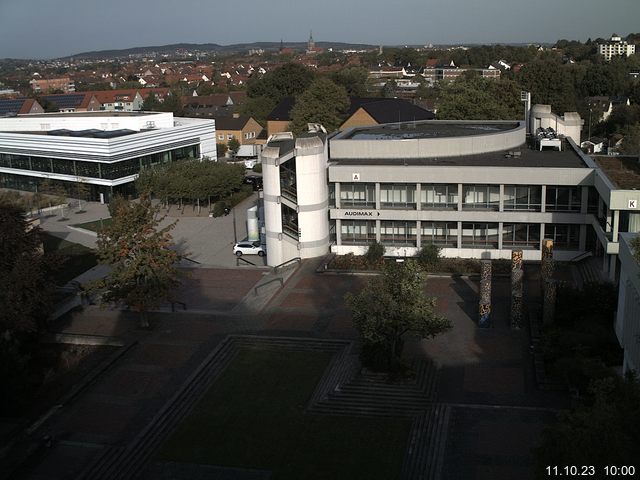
0,0 -> 639,59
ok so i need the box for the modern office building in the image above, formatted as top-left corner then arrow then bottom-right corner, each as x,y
260,106 -> 640,281
0,111 -> 216,201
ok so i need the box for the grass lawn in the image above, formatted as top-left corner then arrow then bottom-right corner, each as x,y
157,347 -> 411,480
41,233 -> 98,285
72,217 -> 112,233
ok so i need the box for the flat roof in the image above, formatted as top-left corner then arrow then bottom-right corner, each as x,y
342,121 -> 520,140
594,156 -> 640,189
19,111 -> 159,118
331,139 -> 588,169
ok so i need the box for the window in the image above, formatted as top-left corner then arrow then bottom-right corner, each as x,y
503,186 -> 542,211
462,185 -> 500,210
502,223 -> 540,249
30,157 -> 52,173
421,184 -> 458,209
380,184 -> 416,209
340,183 -> 375,208
51,158 -> 75,175
546,186 -> 581,212
545,224 -> 580,250
341,220 -> 376,245
380,221 -> 417,246
421,222 -> 457,247
461,223 -> 499,248
227,134 -> 234,140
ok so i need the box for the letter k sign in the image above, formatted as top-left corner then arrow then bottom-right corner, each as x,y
629,199 -> 638,209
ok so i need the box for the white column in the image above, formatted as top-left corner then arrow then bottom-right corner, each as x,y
613,210 -> 620,242
540,185 -> 546,213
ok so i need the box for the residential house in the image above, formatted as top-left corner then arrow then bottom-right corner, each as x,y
214,114 -> 263,146
41,93 -> 101,112
0,98 -> 44,116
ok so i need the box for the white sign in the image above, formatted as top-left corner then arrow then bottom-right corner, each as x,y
352,173 -> 360,181
629,199 -> 638,209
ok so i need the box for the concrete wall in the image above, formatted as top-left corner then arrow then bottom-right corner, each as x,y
331,121 -> 526,159
530,105 -> 583,144
615,234 -> 640,374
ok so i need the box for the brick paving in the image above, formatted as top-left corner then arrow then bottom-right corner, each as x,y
14,260 -> 568,480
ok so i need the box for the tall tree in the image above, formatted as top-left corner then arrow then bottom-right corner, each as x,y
516,59 -> 577,113
246,63 -> 315,102
437,75 -> 523,120
330,66 -> 369,97
289,78 -> 349,134
93,196 -> 183,328
345,261 -> 451,371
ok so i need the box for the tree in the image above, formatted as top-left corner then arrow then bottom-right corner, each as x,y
93,196 -> 183,328
516,59 -> 577,113
75,178 -> 90,211
534,376 -> 640,476
417,243 -> 441,270
437,75 -> 523,120
619,123 -> 640,155
289,78 -> 349,134
246,63 -> 315,102
141,93 -> 161,111
364,241 -> 385,267
238,96 -> 277,125
227,138 -> 241,156
330,66 -> 369,97
345,261 -> 452,371
216,142 -> 228,158
382,80 -> 398,98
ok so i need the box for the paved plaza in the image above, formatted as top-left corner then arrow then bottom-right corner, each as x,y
7,204 -> 568,479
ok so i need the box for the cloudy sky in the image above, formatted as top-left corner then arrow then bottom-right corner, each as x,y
0,0 -> 639,59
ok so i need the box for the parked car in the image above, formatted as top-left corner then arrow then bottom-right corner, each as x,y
233,241 -> 265,256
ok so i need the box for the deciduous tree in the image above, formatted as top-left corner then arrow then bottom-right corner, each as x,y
345,261 -> 451,371
289,78 -> 349,133
93,196 -> 183,328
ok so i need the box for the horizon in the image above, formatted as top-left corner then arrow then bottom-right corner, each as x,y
1,0 -> 639,60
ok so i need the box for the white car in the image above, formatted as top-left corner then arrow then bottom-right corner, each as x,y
233,241 -> 265,256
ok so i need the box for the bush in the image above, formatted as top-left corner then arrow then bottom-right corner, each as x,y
329,253 -> 369,270
252,163 -> 262,173
211,201 -> 227,217
364,241 -> 385,267
227,185 -> 254,207
417,243 -> 441,269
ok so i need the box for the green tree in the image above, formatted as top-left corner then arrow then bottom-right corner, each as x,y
364,241 -> 385,268
289,78 -> 349,133
93,196 -> 183,328
238,96 -> 277,125
246,63 -> 315,102
330,66 -> 369,97
345,261 -> 452,371
417,243 -> 441,270
438,75 -> 523,120
619,123 -> 640,155
516,59 -> 577,113
217,142 -> 228,158
141,93 -> 162,111
227,138 -> 241,156
382,80 -> 397,98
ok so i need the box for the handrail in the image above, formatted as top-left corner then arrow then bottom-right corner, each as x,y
254,277 -> 284,295
273,257 -> 301,274
236,256 -> 256,266
569,251 -> 593,263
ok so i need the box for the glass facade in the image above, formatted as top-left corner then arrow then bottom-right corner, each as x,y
462,185 -> 500,210
0,145 -> 199,182
421,222 -> 458,247
340,220 -> 376,245
380,184 -> 416,209
380,221 -> 417,246
340,183 -> 375,208
546,186 -> 582,212
421,184 -> 458,209
461,222 -> 499,248
546,224 -> 580,250
503,186 -> 542,211
502,223 -> 541,249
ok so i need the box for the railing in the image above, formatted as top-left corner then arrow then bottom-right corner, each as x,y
283,224 -> 299,239
236,256 -> 257,267
273,257 -> 301,274
254,277 -> 284,296
569,251 -> 593,263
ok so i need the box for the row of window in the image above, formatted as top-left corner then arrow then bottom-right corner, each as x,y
0,145 -> 199,180
334,183 -> 594,212
340,220 -> 580,250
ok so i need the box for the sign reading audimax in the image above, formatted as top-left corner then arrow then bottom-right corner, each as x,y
343,211 -> 381,216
